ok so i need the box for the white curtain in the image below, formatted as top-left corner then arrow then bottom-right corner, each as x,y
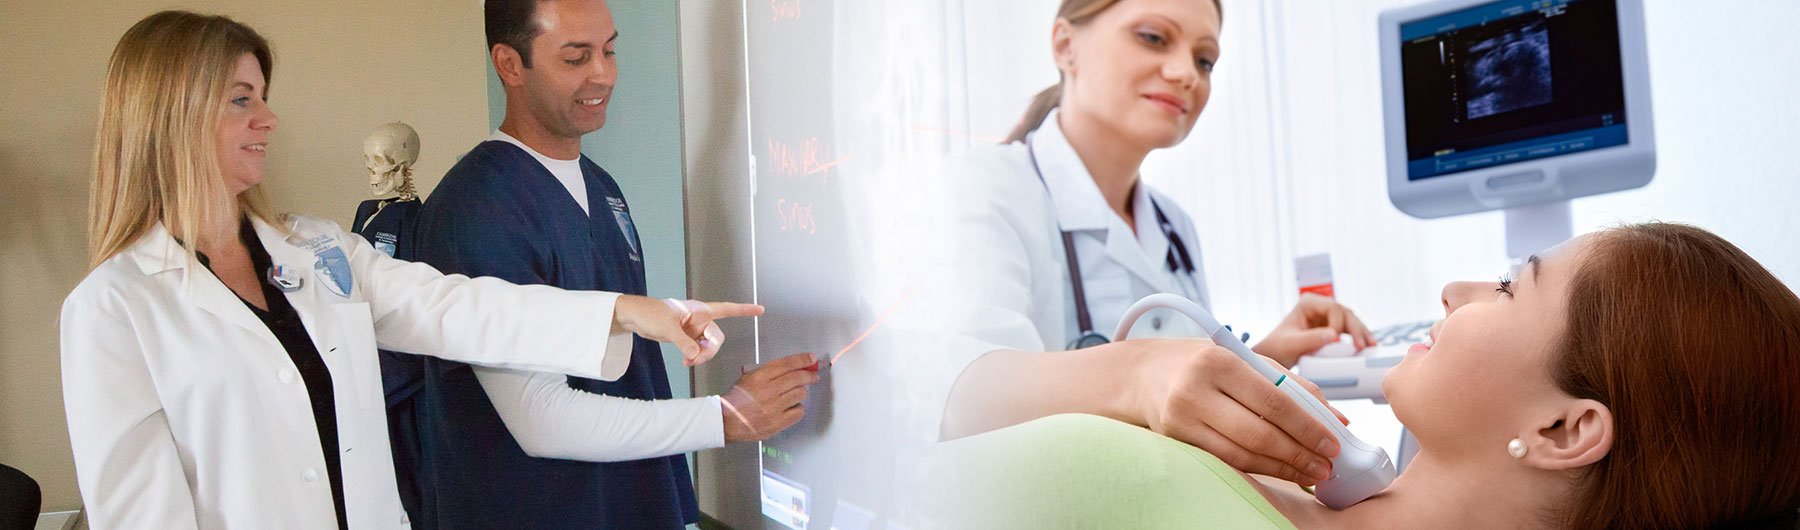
954,0 -> 1800,334
951,0 -> 1442,337
940,0 -> 1800,452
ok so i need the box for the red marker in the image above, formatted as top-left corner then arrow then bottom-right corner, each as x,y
740,358 -> 828,375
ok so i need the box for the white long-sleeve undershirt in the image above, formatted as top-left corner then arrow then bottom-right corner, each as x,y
473,364 -> 725,462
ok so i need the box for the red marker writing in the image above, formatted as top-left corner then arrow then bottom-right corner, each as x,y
740,357 -> 828,375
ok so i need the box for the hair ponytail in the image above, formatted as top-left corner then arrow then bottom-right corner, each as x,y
1004,83 -> 1063,144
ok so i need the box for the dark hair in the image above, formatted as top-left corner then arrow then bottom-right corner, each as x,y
486,0 -> 548,68
1004,0 -> 1224,143
1551,223 -> 1800,529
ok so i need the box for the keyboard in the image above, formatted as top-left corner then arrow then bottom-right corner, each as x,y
1371,320 -> 1435,348
1295,320 -> 1437,402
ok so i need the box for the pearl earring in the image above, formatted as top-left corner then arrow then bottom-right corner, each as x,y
1507,438 -> 1528,459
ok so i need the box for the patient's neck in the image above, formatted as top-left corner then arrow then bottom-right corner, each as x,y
1323,450 -> 1564,529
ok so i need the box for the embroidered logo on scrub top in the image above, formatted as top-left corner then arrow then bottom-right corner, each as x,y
371,232 -> 399,257
606,196 -> 642,262
285,230 -> 354,298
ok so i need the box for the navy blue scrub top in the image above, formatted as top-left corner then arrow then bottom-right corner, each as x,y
352,197 -> 428,523
404,141 -> 697,530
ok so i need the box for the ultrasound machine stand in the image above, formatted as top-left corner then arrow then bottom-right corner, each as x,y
1504,200 -> 1572,262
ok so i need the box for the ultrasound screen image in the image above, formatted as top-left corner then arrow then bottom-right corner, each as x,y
1398,0 -> 1627,179
1463,20 -> 1553,120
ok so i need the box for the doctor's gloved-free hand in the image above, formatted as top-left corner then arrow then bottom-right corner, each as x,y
1135,340 -> 1348,487
1253,293 -> 1377,367
721,352 -> 819,443
612,295 -> 764,366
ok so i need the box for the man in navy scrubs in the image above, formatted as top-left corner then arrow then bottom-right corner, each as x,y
402,1 -> 818,528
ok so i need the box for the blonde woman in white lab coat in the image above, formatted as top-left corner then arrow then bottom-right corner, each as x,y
936,0 -> 1379,488
60,11 -> 783,529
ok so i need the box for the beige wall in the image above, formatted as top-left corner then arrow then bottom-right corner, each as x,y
0,0 -> 489,515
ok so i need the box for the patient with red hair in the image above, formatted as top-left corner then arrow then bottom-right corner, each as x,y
934,223 -> 1800,530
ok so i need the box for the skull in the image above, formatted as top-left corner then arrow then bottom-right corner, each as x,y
363,122 -> 420,197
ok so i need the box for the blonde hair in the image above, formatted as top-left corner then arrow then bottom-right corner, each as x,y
89,10 -> 278,268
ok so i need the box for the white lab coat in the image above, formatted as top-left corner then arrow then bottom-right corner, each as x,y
60,214 -> 634,530
922,110 -> 1212,416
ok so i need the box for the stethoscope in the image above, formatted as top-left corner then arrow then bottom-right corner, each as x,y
1024,136 -> 1204,350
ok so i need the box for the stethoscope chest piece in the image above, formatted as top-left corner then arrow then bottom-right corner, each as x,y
1067,331 -> 1110,350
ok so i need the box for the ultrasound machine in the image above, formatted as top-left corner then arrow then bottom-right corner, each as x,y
1296,0 -> 1657,471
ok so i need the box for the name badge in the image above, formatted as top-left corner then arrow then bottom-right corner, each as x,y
267,265 -> 304,293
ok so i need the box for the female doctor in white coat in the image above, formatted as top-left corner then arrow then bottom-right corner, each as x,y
937,0 -> 1379,489
59,11 -> 788,529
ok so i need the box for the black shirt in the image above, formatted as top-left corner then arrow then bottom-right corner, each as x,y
198,220 -> 348,530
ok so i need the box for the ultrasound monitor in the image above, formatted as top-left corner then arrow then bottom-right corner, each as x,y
1380,0 -> 1655,259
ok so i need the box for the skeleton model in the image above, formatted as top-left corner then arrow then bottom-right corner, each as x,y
350,123 -> 428,514
364,122 -> 421,203
352,122 -> 423,259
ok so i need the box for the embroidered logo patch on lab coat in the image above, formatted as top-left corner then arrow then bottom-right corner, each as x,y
607,196 -> 642,262
281,218 -> 355,298
312,246 -> 353,298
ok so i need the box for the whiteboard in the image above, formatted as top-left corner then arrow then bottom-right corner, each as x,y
743,1 -> 878,527
684,1 -> 977,529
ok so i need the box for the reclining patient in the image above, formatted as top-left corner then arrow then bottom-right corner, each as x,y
930,223 -> 1800,529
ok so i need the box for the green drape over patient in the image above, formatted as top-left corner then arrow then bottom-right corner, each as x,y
927,414 -> 1297,530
